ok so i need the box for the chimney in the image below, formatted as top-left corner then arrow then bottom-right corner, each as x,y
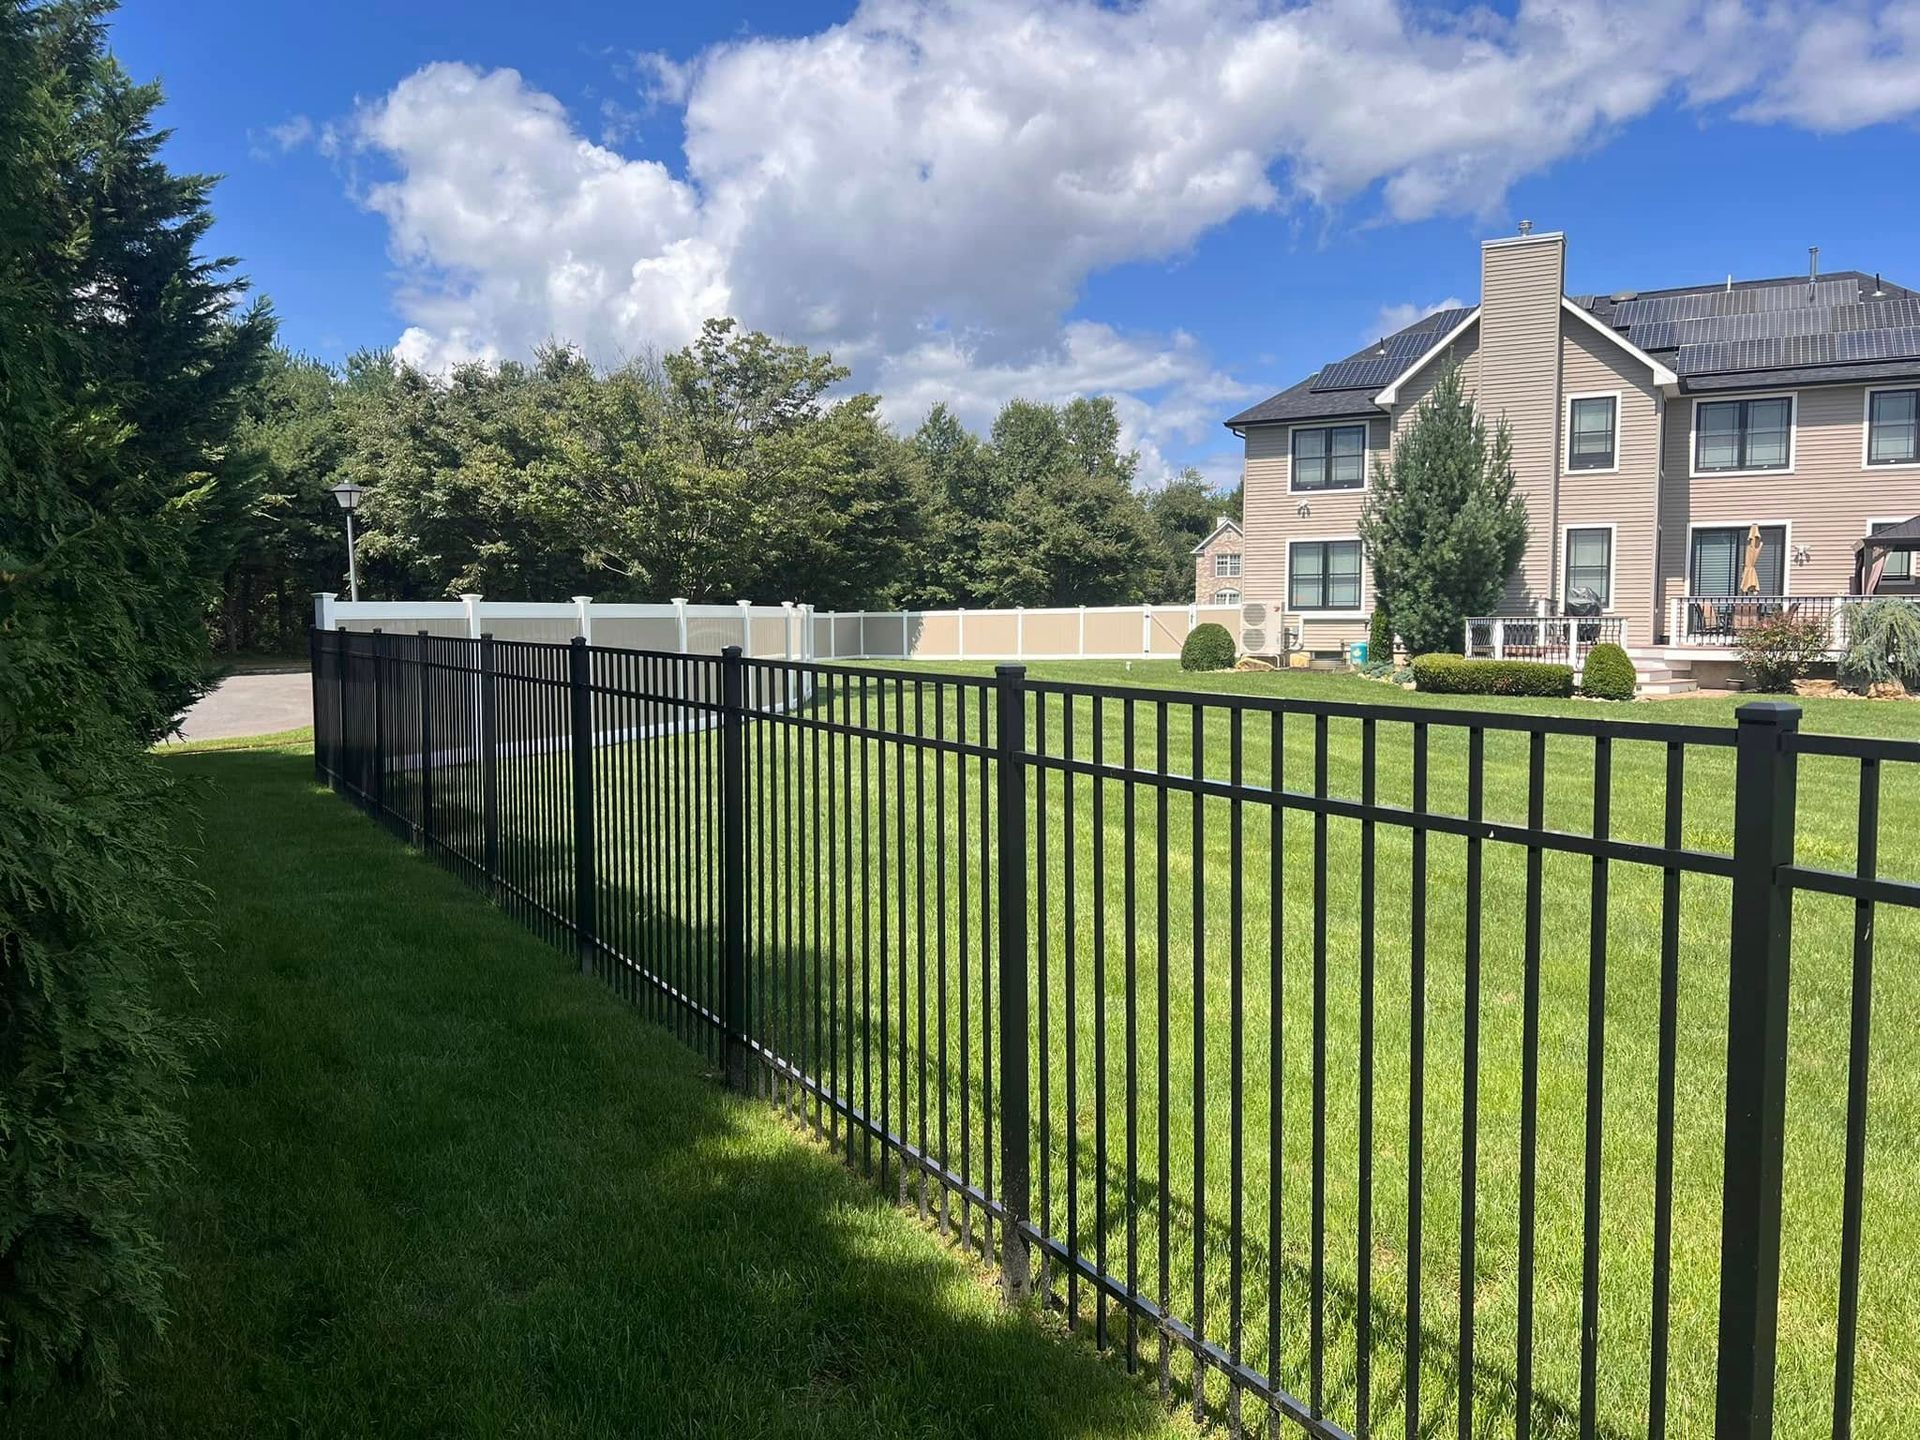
1479,228 -> 1567,613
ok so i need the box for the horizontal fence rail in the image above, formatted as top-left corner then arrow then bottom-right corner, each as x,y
310,626 -> 1920,1439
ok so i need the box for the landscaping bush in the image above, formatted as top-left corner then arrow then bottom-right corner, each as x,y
1580,643 -> 1636,701
1737,611 -> 1831,693
1368,606 -> 1393,663
1838,598 -> 1920,693
1181,621 -> 1236,671
1411,653 -> 1575,697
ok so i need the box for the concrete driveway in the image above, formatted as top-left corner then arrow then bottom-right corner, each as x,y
168,670 -> 312,743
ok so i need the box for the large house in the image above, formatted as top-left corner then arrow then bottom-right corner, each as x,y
1225,229 -> 1920,680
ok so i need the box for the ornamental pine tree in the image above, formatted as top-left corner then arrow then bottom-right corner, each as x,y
1358,363 -> 1528,656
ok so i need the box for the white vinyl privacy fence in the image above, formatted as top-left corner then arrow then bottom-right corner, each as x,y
312,592 -> 1239,663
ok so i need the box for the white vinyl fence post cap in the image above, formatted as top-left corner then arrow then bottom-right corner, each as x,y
572,595 -> 593,644
313,591 -> 338,630
461,593 -> 484,638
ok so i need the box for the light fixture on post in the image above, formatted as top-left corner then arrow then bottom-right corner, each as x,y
328,481 -> 364,602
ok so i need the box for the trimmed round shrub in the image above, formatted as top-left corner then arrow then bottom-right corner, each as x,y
1581,643 -> 1636,701
1181,621 -> 1237,672
1411,653 -> 1575,698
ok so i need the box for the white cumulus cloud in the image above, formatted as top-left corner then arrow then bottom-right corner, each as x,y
333,0 -> 1920,475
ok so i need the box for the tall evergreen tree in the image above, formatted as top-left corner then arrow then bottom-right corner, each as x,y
1357,363 -> 1527,656
1,0 -> 269,1396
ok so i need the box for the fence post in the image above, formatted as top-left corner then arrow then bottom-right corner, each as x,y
994,663 -> 1032,1301
573,595 -> 593,644
310,625 -> 324,784
1715,700 -> 1800,1439
957,606 -> 966,659
1077,605 -> 1086,657
1141,604 -> 1152,655
568,636 -> 597,975
371,629 -> 386,818
672,596 -> 689,654
417,631 -> 434,845
720,645 -> 749,1091
334,625 -> 349,793
480,632 -> 499,895
462,592 -> 483,639
313,590 -> 337,634
737,598 -> 753,657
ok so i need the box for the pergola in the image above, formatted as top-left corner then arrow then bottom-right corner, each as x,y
1854,514 -> 1920,594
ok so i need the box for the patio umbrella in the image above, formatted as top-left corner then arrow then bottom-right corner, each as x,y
1740,523 -> 1763,595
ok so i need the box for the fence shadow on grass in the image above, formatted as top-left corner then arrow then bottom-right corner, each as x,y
19,746 -> 1183,1440
482,827 -> 1608,1440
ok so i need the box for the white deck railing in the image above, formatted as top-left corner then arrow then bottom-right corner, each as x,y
1463,615 -> 1626,666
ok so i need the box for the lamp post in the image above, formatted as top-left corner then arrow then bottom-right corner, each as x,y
328,482 -> 364,602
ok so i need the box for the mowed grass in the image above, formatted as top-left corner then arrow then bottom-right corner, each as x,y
517,659 -> 1920,1437
13,739 -> 1192,1440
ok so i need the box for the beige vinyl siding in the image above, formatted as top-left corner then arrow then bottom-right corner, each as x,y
1556,322 -> 1662,643
1657,384 -> 1920,620
1477,235 -> 1565,617
1240,416 -> 1388,653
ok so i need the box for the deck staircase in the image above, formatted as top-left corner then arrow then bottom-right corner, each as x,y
1623,646 -> 1698,697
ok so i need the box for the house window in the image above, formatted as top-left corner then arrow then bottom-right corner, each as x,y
1870,520 -> 1913,581
1568,397 -> 1617,471
1868,389 -> 1919,466
1214,588 -> 1241,605
1695,397 -> 1793,473
1690,526 -> 1785,597
1291,424 -> 1367,491
1564,527 -> 1613,608
1288,539 -> 1362,610
1214,552 -> 1242,578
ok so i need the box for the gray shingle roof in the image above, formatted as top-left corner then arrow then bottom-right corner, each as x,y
1227,270 -> 1920,430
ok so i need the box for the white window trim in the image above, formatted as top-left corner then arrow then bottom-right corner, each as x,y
1560,522 -> 1621,613
1862,385 -> 1920,470
1284,534 -> 1367,617
1867,517 -> 1916,581
1213,588 -> 1242,605
1286,421 -> 1372,495
1684,519 -> 1795,597
1564,391 -> 1622,475
1689,392 -> 1798,479
1214,552 -> 1242,578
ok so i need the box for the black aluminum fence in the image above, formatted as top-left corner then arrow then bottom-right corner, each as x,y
310,626 -> 1920,1440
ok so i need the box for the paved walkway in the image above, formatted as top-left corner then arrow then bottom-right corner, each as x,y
169,670 -> 312,742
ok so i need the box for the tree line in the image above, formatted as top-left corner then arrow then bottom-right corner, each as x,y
222,323 -> 1241,650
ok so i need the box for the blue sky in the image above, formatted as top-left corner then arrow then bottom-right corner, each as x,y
111,1 -> 1920,486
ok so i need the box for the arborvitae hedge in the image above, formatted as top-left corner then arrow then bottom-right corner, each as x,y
1,2 -> 270,1398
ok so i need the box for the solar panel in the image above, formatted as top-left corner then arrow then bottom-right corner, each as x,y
1833,297 -> 1920,332
1835,327 -> 1920,363
1384,330 -> 1434,357
1311,357 -> 1403,391
1677,335 -> 1839,374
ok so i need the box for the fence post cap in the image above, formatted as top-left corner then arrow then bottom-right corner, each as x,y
671,596 -> 688,605
995,663 -> 1026,680
569,633 -> 587,646
1735,700 -> 1802,728
312,590 -> 337,599
721,644 -> 743,659
570,594 -> 592,604
460,592 -> 483,601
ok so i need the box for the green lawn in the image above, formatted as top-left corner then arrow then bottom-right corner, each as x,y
559,659 -> 1918,1438
14,737 -> 1190,1440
